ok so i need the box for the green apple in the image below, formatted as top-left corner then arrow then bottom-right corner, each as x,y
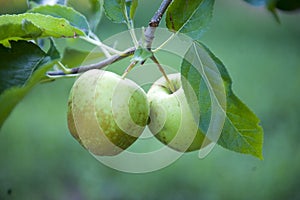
67,69 -> 149,156
147,73 -> 209,152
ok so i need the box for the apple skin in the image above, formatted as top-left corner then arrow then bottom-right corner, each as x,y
147,73 -> 209,152
68,69 -> 149,156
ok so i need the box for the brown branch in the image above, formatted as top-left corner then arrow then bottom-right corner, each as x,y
47,47 -> 135,76
46,0 -> 173,77
144,0 -> 173,49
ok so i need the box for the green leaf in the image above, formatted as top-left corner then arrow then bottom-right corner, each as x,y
67,0 -> 103,31
275,0 -> 300,11
21,19 -> 43,38
266,1 -> 280,23
181,41 -> 264,159
0,40 -> 60,129
166,0 -> 214,40
131,47 -> 152,62
265,0 -> 300,23
244,0 -> 300,11
28,4 -> 90,34
103,0 -> 126,23
0,13 -> 85,47
103,0 -> 137,23
126,0 -> 138,20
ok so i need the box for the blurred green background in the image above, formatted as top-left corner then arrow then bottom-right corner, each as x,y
1,0 -> 300,199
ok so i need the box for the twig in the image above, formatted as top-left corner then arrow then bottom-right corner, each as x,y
46,0 -> 173,77
47,47 -> 135,77
88,32 -> 112,57
144,0 -> 173,49
121,61 -> 138,79
80,36 -> 122,55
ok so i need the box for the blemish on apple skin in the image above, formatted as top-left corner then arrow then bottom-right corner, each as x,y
158,131 -> 167,144
147,117 -> 151,125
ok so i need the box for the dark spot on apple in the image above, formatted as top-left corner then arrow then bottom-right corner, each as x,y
147,117 -> 151,125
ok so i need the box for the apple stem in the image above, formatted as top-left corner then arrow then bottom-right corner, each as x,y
122,61 -> 138,79
151,56 -> 176,93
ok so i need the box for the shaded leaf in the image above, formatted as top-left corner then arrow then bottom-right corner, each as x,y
67,0 -> 103,31
0,13 -> 85,47
243,0 -> 300,23
166,0 -> 214,40
28,4 -> 90,34
181,41 -> 264,159
244,0 -> 300,11
275,0 -> 300,11
103,0 -> 137,24
126,0 -> 138,20
103,0 -> 126,23
266,1 -> 280,23
0,40 -> 60,128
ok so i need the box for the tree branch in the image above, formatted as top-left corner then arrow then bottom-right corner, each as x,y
47,47 -> 135,77
144,0 -> 173,49
46,0 -> 172,77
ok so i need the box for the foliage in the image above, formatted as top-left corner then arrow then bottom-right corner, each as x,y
0,40 -> 59,127
181,41 -> 263,158
0,13 -> 85,47
0,0 -> 272,159
166,0 -> 214,40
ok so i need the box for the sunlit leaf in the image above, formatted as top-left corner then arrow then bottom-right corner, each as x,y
28,4 -> 90,34
0,13 -> 85,47
67,0 -> 103,31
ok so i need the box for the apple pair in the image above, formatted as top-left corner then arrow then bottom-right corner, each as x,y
67,69 -> 208,156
